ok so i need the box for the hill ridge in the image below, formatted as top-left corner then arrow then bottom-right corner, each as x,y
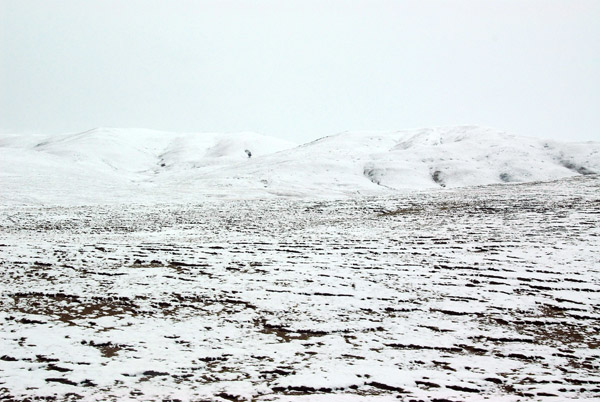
1,126 -> 598,204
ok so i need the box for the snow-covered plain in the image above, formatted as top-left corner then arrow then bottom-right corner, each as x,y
0,127 -> 599,401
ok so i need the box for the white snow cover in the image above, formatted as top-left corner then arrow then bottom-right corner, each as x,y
1,126 -> 598,204
0,126 -> 599,401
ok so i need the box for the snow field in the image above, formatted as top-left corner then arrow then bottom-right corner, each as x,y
0,175 -> 599,401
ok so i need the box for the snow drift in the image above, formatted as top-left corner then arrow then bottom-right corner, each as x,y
1,126 -> 598,204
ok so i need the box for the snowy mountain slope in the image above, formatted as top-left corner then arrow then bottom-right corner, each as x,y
1,126 -> 598,204
186,126 -> 599,197
0,128 -> 297,204
8,128 -> 295,175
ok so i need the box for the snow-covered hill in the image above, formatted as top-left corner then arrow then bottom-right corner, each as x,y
1,126 -> 598,204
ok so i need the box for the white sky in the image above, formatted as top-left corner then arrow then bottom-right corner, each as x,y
1,0 -> 599,142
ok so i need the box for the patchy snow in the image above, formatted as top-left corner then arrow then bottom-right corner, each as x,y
1,126 -> 598,205
0,175 -> 599,401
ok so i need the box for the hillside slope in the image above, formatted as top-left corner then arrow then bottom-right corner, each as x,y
1,126 -> 598,204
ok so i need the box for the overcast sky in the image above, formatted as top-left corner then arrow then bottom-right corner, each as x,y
1,0 -> 599,142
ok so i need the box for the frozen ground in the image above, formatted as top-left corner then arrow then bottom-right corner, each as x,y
1,175 -> 599,401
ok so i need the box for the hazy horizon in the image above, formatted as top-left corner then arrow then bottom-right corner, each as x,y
1,0 -> 599,143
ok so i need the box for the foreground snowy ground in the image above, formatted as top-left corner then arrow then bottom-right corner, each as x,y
1,175 -> 599,401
